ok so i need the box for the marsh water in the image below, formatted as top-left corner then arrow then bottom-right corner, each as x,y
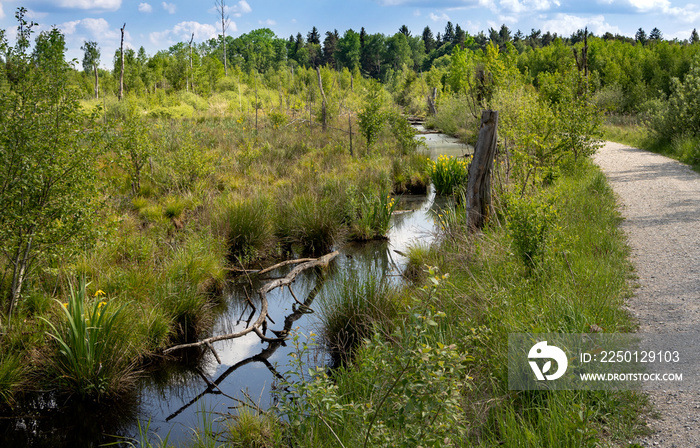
0,129 -> 471,447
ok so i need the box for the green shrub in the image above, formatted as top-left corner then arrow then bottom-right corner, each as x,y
277,298 -> 473,447
358,81 -> 386,149
505,194 -> 556,270
386,110 -> 421,154
674,135 -> 700,165
148,104 -> 194,119
177,91 -> 209,111
649,57 -> 700,141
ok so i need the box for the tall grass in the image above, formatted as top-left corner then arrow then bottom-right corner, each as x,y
284,193 -> 344,255
349,192 -> 397,241
224,408 -> 282,448
42,279 -> 135,398
0,353 -> 25,406
212,195 -> 274,263
316,274 -> 399,365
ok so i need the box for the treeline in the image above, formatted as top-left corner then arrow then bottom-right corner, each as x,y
52,19 -> 699,106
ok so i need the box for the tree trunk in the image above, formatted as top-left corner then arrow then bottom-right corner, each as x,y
7,234 -> 33,320
466,110 -> 499,231
427,87 -> 438,115
188,33 -> 194,93
316,66 -> 327,131
119,23 -> 126,101
348,113 -> 353,157
94,64 -> 99,99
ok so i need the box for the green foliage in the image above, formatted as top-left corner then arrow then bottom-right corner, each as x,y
446,45 -> 473,94
155,121 -> 214,192
386,110 -> 421,154
114,103 -> 153,195
358,81 -> 386,148
505,193 -> 556,270
537,70 -> 604,161
427,154 -> 470,195
0,20 -> 100,316
276,298 -> 474,447
41,280 -> 133,398
649,56 -> 700,142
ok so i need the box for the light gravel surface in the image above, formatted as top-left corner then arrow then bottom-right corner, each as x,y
594,142 -> 700,448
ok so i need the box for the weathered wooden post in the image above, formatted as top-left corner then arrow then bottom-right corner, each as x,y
466,110 -> 499,231
427,87 -> 438,115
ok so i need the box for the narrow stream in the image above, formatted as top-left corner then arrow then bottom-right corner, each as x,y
135,189 -> 440,446
0,129 -> 471,447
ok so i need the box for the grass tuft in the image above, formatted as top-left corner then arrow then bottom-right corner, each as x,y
41,279 -> 136,399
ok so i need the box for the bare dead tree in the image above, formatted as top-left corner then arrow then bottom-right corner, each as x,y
187,32 -> 194,92
215,0 -> 230,76
316,67 -> 327,131
119,23 -> 126,101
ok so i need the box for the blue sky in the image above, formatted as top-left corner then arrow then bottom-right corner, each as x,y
1,0 -> 699,68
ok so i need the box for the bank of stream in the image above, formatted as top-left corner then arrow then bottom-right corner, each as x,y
0,129 -> 471,447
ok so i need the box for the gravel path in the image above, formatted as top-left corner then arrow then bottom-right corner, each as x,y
594,142 -> 700,448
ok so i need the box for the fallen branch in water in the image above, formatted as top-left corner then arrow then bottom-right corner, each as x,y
163,251 -> 338,356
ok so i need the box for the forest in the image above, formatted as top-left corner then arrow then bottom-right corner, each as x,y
2,3 -> 700,446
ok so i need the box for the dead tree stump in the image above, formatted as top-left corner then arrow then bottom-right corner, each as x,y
466,110 -> 499,231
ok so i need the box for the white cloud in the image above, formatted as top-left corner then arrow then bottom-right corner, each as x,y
429,12 -> 450,22
59,17 -> 130,43
210,0 -> 252,17
259,19 -> 276,26
613,0 -> 700,23
500,0 -> 560,14
413,9 -> 421,16
61,20 -> 81,35
627,0 -> 669,12
150,21 -> 219,47
0,3 -> 4,19
236,0 -> 252,14
57,0 -> 122,10
162,2 -> 176,14
138,2 -> 152,13
540,13 -> 621,37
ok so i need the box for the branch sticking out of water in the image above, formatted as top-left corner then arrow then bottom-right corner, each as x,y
162,251 -> 339,356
